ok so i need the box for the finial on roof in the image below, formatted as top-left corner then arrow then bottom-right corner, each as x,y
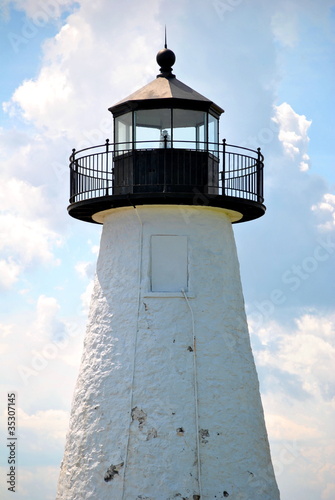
156,30 -> 176,79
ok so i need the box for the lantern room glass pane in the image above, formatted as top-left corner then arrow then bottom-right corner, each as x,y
208,113 -> 219,156
115,112 -> 132,152
135,109 -> 172,149
173,109 -> 207,150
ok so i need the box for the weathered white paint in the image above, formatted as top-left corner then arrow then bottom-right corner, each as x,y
57,205 -> 280,500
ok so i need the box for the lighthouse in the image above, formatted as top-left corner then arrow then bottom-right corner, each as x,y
57,45 -> 280,500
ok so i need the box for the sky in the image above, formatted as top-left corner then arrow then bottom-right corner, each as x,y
0,0 -> 334,498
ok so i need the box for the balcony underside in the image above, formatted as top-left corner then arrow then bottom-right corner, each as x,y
68,192 -> 265,224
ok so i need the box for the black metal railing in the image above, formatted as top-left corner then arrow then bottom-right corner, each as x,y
69,139 -> 264,205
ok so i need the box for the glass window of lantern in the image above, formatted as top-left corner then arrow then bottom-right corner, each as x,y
208,113 -> 219,157
173,109 -> 207,150
115,112 -> 132,153
135,109 -> 172,149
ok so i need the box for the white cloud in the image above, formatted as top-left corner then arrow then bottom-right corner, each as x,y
254,312 -> 335,400
0,293 -> 84,388
5,66 -> 73,125
28,295 -> 64,341
91,244 -> 99,255
75,260 -> 95,279
43,18 -> 92,63
3,1 -> 162,139
1,176 -> 49,218
250,311 -> 335,499
251,312 -> 335,440
74,258 -> 96,316
0,177 -> 62,285
0,209 -> 60,272
322,480 -> 335,500
312,193 -> 335,232
0,258 -> 21,289
17,407 -> 69,441
266,413 -> 321,441
79,278 -> 94,315
272,102 -> 312,170
271,8 -> 299,48
0,293 -> 85,500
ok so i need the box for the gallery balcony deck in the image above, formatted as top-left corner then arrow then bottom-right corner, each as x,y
68,139 -> 265,223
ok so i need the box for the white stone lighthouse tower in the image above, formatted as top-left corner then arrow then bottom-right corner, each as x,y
57,46 -> 280,500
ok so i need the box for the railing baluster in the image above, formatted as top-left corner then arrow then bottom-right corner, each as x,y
106,139 -> 109,196
222,139 -> 226,196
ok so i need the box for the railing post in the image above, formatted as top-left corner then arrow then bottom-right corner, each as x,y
257,147 -> 262,203
71,148 -> 77,171
70,148 -> 76,201
222,139 -> 226,196
105,139 -> 110,196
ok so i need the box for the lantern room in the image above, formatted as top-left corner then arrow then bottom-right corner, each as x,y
111,47 -> 220,153
109,47 -> 223,197
67,46 -> 265,224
